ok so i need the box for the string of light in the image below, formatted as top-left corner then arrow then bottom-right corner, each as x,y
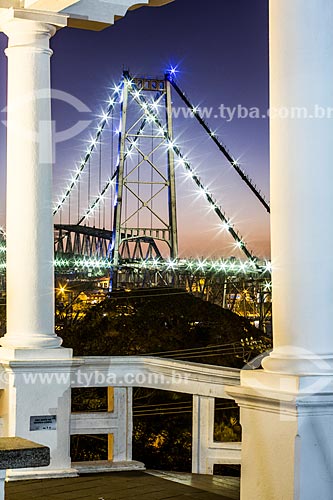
54,255 -> 271,275
126,76 -> 256,262
62,74 -> 259,263
166,72 -> 270,213
53,81 -> 123,217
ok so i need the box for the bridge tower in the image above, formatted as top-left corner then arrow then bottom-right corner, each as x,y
111,72 -> 178,285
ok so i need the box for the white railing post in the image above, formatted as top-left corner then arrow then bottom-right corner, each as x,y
192,395 -> 215,474
112,388 -> 133,462
192,395 -> 241,475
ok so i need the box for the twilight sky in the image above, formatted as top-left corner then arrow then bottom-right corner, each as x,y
0,0 -> 270,259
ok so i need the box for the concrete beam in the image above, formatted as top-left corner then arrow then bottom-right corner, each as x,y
62,0 -> 173,31
23,0 -> 80,11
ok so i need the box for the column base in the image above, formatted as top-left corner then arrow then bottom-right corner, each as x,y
227,370 -> 333,500
0,355 -> 77,478
0,334 -> 63,351
0,347 -> 72,361
262,346 -> 333,375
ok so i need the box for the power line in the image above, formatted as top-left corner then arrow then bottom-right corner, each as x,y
144,341 -> 241,356
133,405 -> 238,417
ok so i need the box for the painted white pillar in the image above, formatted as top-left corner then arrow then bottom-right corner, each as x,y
0,14 -> 65,350
227,2 -> 333,498
262,0 -> 333,375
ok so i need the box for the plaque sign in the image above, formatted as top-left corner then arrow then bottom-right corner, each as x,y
30,415 -> 57,431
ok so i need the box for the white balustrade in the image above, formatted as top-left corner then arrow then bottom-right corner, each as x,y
69,356 -> 241,475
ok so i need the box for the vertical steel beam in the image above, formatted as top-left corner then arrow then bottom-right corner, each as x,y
111,74 -> 129,280
165,76 -> 178,259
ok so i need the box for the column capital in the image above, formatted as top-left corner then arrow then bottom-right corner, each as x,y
0,8 -> 67,38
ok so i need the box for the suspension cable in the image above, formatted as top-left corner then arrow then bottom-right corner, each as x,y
53,82 -> 122,216
127,76 -> 256,262
166,72 -> 270,213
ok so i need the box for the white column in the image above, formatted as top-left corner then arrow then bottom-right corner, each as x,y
0,15 -> 64,349
262,0 -> 333,375
227,2 -> 333,498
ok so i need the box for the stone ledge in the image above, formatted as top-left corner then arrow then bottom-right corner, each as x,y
72,460 -> 145,474
0,438 -> 50,470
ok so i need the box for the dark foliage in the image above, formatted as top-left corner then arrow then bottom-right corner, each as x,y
62,289 -> 264,368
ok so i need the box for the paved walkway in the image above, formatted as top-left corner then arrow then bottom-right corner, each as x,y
6,471 -> 239,500
147,471 -> 240,499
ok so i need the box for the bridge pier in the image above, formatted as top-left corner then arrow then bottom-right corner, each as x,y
228,1 -> 333,498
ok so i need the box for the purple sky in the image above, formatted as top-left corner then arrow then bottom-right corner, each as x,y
0,0 -> 270,259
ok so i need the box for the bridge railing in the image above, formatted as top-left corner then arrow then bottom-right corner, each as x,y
70,356 -> 241,474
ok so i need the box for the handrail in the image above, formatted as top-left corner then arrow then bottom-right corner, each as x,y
71,356 -> 241,399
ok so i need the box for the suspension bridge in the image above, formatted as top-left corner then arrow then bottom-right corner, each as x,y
1,70 -> 271,326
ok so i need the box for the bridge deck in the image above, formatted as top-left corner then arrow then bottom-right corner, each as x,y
6,471 -> 239,500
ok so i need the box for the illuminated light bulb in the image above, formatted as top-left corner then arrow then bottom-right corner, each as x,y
133,90 -> 141,99
167,141 -> 175,150
265,261 -> 272,273
192,106 -> 199,114
100,111 -> 109,121
223,222 -> 231,231
264,281 -> 272,291
168,66 -> 179,77
236,241 -> 244,248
